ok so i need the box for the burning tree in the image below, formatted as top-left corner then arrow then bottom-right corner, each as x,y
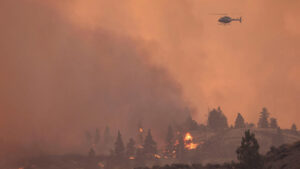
184,132 -> 198,150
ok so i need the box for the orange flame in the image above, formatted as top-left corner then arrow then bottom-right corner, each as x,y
184,132 -> 193,141
129,156 -> 135,160
184,132 -> 198,150
139,128 -> 144,133
174,139 -> 179,146
154,154 -> 161,159
98,163 -> 105,168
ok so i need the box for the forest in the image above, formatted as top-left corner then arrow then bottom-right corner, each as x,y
19,107 -> 300,169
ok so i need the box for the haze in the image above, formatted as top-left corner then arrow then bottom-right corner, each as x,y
0,0 -> 299,162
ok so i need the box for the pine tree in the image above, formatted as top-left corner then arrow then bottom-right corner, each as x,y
234,113 -> 246,128
126,138 -> 136,158
258,107 -> 269,128
236,130 -> 262,169
270,118 -> 279,129
114,131 -> 125,157
207,107 -> 228,130
165,125 -> 174,156
143,129 -> 157,157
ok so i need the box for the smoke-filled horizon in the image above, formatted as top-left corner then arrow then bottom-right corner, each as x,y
0,0 -> 299,163
53,0 -> 300,128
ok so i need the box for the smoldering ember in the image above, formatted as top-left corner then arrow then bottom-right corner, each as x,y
5,107 -> 300,169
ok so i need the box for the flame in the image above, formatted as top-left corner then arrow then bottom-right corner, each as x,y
98,163 -> 105,168
154,154 -> 161,159
184,132 -> 198,150
139,128 -> 144,133
174,139 -> 179,146
129,156 -> 135,160
185,142 -> 198,150
184,132 -> 193,141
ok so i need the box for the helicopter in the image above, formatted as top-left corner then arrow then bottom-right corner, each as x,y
218,16 -> 242,24
210,13 -> 242,25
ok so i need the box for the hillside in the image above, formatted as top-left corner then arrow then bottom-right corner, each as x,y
264,141 -> 300,169
190,128 -> 300,163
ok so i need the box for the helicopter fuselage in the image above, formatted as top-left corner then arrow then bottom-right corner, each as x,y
218,16 -> 232,23
218,16 -> 242,24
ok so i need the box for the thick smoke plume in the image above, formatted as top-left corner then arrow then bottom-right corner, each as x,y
1,0 -> 300,165
0,0 -> 191,162
58,0 -> 300,127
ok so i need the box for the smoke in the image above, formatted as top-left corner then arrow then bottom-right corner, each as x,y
0,0 -> 192,162
59,0 -> 300,128
1,0 -> 300,165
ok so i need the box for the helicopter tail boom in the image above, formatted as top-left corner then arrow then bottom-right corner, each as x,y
232,17 -> 242,23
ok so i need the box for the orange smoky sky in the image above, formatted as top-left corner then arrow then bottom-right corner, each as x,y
0,0 -> 299,162
57,0 -> 300,126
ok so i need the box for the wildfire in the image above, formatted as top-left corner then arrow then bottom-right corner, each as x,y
154,154 -> 161,159
185,142 -> 198,150
184,132 -> 193,141
139,128 -> 144,133
98,162 -> 105,168
129,156 -> 135,160
174,139 -> 179,146
184,132 -> 198,150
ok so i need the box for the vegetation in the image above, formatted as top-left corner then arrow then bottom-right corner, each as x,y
235,113 -> 246,128
270,118 -> 278,129
236,130 -> 262,169
257,108 -> 270,128
18,107 -> 300,169
207,107 -> 228,130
